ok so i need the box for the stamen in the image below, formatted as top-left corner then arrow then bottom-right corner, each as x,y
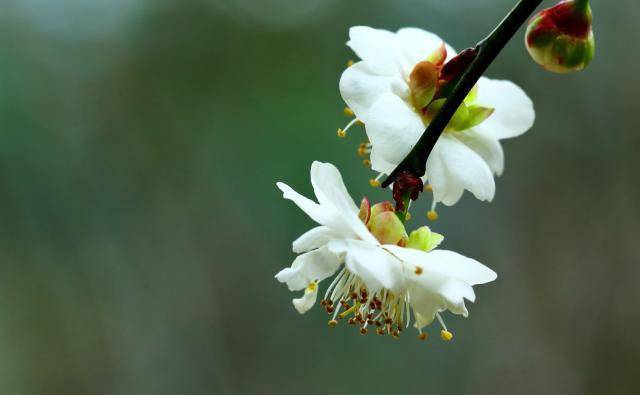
436,312 -> 449,333
426,198 -> 439,221
440,330 -> 454,342
425,183 -> 433,192
319,266 -> 456,341
405,296 -> 412,328
427,200 -> 439,221
343,107 -> 355,117
346,59 -> 354,67
357,145 -> 368,157
369,173 -> 384,188
338,304 -> 358,319
337,118 -> 359,139
324,268 -> 347,300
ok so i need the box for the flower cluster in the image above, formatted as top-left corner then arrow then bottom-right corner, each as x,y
275,23 -> 540,343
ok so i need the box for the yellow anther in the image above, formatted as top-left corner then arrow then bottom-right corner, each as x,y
328,319 -> 338,327
418,332 -> 428,341
425,184 -> 433,192
346,59 -> 354,67
440,330 -> 453,341
427,210 -> 438,221
405,212 -> 412,221
338,305 -> 358,319
337,128 -> 347,138
306,282 -> 317,292
357,147 -> 367,157
343,107 -> 355,117
362,159 -> 371,167
414,265 -> 423,275
369,179 -> 380,187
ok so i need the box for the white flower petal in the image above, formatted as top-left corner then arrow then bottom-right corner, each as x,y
309,162 -> 379,245
277,181 -> 332,225
454,131 -> 505,176
369,149 -> 397,177
474,77 -> 535,140
383,245 -> 497,285
328,239 -> 405,294
292,226 -> 340,253
347,26 -> 407,76
310,161 -> 358,215
339,61 -> 409,123
276,180 -> 355,237
411,278 -> 472,321
395,27 -> 457,67
292,285 -> 318,314
408,283 -> 444,327
426,134 -> 496,205
275,247 -> 342,291
438,278 -> 474,317
366,93 -> 424,167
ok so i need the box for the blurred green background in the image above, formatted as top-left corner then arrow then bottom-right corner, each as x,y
1,0 -> 639,394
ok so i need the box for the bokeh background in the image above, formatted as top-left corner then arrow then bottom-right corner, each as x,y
1,0 -> 639,394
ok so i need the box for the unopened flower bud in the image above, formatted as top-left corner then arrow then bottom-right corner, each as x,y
368,211 -> 407,245
525,0 -> 595,73
370,201 -> 394,218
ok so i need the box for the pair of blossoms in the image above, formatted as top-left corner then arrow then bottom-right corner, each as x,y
276,26 -> 535,341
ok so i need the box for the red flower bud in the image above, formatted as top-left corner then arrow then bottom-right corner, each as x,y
525,0 -> 595,73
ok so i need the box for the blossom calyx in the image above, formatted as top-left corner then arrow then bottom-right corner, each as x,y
406,226 -> 444,252
525,0 -> 595,73
392,171 -> 423,212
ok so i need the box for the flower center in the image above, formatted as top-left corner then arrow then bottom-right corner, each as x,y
321,267 -> 410,338
408,45 -> 495,133
320,267 -> 454,342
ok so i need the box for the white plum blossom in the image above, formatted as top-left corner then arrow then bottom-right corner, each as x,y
339,26 -> 535,206
275,161 -> 496,340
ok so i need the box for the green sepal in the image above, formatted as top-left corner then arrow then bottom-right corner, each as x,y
448,105 -> 495,132
406,226 -> 444,252
425,99 -> 470,130
409,61 -> 439,110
